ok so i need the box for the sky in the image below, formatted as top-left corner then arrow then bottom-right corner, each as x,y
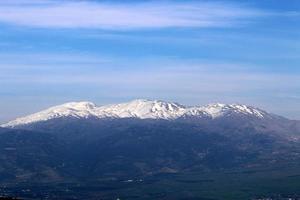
0,0 -> 299,123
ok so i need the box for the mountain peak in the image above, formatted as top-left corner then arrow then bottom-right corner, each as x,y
60,101 -> 97,109
97,99 -> 186,119
198,103 -> 266,118
1,99 -> 270,128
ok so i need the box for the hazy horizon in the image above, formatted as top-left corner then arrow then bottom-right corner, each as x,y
0,0 -> 299,122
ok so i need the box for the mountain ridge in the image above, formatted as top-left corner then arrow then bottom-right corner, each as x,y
2,99 -> 271,128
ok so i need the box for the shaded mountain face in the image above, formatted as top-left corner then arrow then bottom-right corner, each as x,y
1,100 -> 300,183
0,128 -> 66,183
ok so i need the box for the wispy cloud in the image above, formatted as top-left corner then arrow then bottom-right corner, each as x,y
1,52 -> 298,93
0,0 -> 264,29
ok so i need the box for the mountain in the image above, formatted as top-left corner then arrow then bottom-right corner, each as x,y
1,100 -> 300,199
2,99 -> 271,128
2,99 -> 299,141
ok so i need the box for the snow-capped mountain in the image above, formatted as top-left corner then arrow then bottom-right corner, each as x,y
2,99 -> 269,128
1,99 -> 300,192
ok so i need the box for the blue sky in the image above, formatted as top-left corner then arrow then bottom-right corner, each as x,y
0,0 -> 299,122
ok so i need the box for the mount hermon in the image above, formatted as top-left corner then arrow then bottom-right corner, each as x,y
2,99 -> 269,128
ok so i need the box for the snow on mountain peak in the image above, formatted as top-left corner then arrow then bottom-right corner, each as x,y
96,99 -> 186,119
1,99 -> 268,128
62,101 -> 97,109
2,101 -> 97,127
195,103 -> 266,118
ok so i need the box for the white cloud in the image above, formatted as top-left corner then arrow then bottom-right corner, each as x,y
0,1 -> 264,29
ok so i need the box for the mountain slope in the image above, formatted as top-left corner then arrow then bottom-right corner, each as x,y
0,128 -> 67,183
1,119 -> 299,182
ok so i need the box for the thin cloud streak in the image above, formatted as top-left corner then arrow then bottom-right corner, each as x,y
1,62 -> 299,91
0,1 -> 265,29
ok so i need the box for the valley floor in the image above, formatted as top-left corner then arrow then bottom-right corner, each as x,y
1,166 -> 300,200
